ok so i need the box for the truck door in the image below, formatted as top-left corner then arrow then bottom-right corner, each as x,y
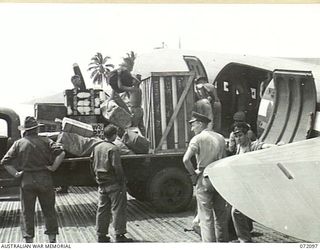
0,109 -> 21,199
257,70 -> 316,144
0,119 -> 9,160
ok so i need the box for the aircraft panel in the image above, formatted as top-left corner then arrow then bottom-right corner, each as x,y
204,137 -> 320,242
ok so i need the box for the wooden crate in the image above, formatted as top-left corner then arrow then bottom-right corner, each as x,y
100,101 -> 132,129
64,88 -> 104,116
141,72 -> 195,152
34,103 -> 67,122
67,116 -> 105,139
67,115 -> 98,124
38,121 -> 60,133
62,117 -> 94,138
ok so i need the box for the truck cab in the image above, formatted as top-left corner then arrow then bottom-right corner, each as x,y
0,108 -> 21,198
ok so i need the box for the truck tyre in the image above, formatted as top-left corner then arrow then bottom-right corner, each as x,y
127,181 -> 148,201
148,167 -> 193,213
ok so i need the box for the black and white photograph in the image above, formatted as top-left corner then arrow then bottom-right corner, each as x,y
0,2 -> 319,248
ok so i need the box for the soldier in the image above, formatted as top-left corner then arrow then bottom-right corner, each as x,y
92,124 -> 133,243
0,116 -> 65,243
231,122 -> 276,242
183,112 -> 228,242
127,75 -> 146,136
228,111 -> 256,155
71,75 -> 83,90
193,77 -> 214,130
107,65 -> 139,114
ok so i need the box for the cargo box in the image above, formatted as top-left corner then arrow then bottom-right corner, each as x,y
66,115 -> 105,139
64,88 -> 105,116
123,129 -> 150,154
38,122 -> 60,133
67,115 -> 98,124
62,117 -> 94,138
101,100 -> 131,129
34,103 -> 67,122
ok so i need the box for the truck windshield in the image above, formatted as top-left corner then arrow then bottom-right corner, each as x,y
0,119 -> 8,137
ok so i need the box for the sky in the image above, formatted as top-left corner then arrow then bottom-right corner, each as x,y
0,3 -> 320,106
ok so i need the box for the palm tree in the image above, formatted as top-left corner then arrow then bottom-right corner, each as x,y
88,52 -> 114,89
121,51 -> 137,72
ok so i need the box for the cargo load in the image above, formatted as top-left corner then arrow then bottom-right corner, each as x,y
64,115 -> 105,139
101,100 -> 131,129
64,88 -> 105,116
57,132 -> 103,157
62,117 -> 94,138
140,72 -> 195,151
57,131 -> 134,157
34,103 -> 67,133
122,128 -> 150,154
114,137 -> 134,155
35,103 -> 67,123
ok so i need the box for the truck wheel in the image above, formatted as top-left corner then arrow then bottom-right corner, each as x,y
127,181 -> 148,201
148,167 -> 193,213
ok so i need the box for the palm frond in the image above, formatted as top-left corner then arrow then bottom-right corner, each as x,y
88,65 -> 99,71
90,70 -> 98,79
104,63 -> 114,68
102,56 -> 111,64
88,62 -> 97,67
92,74 -> 99,84
96,53 -> 103,62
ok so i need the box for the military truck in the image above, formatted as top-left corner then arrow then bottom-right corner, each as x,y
0,70 -> 197,213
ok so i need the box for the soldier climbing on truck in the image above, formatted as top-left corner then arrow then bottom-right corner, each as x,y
107,64 -> 138,114
127,74 -> 146,136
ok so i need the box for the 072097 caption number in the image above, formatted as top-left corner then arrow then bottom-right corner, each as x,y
300,244 -> 318,248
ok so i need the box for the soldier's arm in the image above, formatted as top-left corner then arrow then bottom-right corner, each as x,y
251,140 -> 278,151
228,132 -> 236,153
183,147 -> 198,184
46,140 -> 66,172
111,148 -> 125,184
1,142 -> 23,178
46,151 -> 66,172
4,165 -> 23,178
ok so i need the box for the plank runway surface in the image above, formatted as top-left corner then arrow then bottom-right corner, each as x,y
0,187 -> 303,243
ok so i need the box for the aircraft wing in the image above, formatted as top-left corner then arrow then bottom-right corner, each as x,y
204,137 -> 320,242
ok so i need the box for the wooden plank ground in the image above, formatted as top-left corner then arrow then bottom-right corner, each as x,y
0,187 -> 303,243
